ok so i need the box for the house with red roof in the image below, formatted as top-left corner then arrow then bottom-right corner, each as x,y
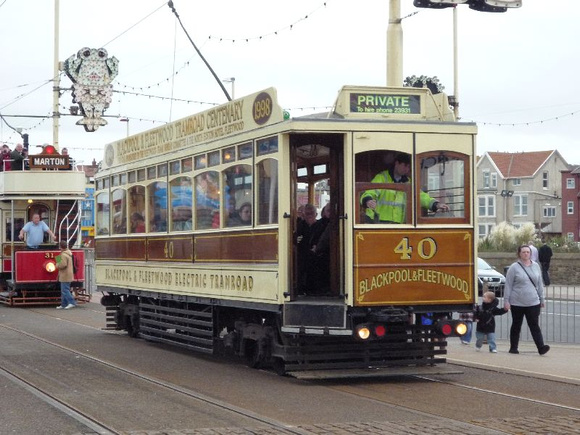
476,150 -> 569,239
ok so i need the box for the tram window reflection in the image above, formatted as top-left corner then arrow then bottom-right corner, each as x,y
257,158 -> 278,225
128,185 -> 146,233
148,182 -> 167,232
5,217 -> 24,241
418,152 -> 467,221
195,171 -> 220,229
96,192 -> 110,235
112,189 -> 127,234
223,164 -> 252,227
170,176 -> 193,231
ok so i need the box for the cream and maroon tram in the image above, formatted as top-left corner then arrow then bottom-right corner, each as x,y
96,86 -> 475,376
0,145 -> 89,306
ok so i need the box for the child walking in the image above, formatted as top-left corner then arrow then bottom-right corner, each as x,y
475,291 -> 507,353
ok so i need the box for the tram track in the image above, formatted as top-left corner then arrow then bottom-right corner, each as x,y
0,364 -> 118,435
0,322 -> 311,435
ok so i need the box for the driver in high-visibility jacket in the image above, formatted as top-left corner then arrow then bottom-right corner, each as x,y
360,152 -> 449,223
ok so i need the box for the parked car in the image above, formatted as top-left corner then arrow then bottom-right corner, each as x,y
477,257 -> 505,296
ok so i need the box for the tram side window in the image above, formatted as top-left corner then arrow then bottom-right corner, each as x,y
356,150 -> 412,224
5,217 -> 24,241
418,152 -> 467,221
195,171 -> 220,229
128,186 -> 146,233
257,158 -> 278,225
170,176 -> 192,231
223,164 -> 252,227
112,189 -> 127,234
148,182 -> 168,232
96,193 -> 110,235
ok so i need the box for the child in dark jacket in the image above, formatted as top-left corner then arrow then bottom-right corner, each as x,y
475,291 -> 508,353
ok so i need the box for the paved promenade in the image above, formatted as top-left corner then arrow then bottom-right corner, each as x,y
446,338 -> 580,385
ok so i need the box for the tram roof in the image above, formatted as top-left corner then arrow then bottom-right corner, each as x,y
99,85 -> 476,171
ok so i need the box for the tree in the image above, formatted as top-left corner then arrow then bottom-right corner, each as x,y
404,75 -> 445,95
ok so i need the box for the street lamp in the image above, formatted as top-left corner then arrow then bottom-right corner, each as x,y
500,190 -> 513,223
405,0 -> 523,118
120,118 -> 129,137
222,77 -> 235,99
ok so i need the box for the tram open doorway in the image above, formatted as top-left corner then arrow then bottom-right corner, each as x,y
289,133 -> 344,301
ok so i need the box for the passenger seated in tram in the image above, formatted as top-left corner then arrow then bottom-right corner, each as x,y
230,202 -> 252,227
130,212 -> 146,233
360,152 -> 449,224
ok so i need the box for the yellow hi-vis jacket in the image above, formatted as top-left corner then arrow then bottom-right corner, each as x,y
360,170 -> 437,223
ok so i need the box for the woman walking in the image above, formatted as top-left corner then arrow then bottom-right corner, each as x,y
504,245 -> 550,355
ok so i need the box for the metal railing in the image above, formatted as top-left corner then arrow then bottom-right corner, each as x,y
495,285 -> 579,344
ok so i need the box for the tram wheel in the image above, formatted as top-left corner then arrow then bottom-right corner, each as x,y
245,340 -> 261,369
272,358 -> 286,376
126,315 -> 139,338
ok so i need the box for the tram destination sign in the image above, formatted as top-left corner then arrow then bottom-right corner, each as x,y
29,154 -> 70,169
350,93 -> 421,115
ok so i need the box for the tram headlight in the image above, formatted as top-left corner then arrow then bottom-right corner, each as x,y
435,319 -> 466,337
44,261 -> 57,273
355,325 -> 371,340
455,322 -> 468,336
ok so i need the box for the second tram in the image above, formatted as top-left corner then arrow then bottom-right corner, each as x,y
96,85 -> 475,376
0,145 -> 89,306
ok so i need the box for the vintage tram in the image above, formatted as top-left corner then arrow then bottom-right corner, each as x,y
96,85 -> 475,376
0,145 -> 89,306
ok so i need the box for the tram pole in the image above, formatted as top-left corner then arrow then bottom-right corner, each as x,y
453,6 -> 460,119
387,0 -> 403,87
52,0 -> 60,149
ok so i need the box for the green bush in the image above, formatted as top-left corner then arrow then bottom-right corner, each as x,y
479,221 -> 580,253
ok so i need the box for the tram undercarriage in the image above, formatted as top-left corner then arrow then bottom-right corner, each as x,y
102,290 -> 454,376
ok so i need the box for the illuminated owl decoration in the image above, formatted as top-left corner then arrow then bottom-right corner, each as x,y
64,47 -> 119,132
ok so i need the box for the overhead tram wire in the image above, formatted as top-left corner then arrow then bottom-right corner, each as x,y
167,0 -> 232,102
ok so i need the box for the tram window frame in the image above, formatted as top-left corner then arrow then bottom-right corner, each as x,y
222,147 -> 236,163
416,151 -> 470,225
194,155 -> 207,170
208,151 -> 220,167
158,163 -> 168,177
170,160 -> 181,175
182,157 -> 193,173
355,150 -> 413,225
223,163 -> 253,228
111,189 -> 128,234
148,181 -> 168,233
257,136 -> 278,156
194,170 -> 220,230
128,185 -> 146,233
169,176 -> 193,231
238,142 -> 252,160
256,156 -> 278,226
96,191 -> 110,236
5,215 -> 24,242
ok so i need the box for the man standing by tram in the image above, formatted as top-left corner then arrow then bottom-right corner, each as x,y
360,152 -> 449,223
18,213 -> 56,249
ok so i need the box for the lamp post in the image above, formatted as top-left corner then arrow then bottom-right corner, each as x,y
120,118 -> 129,137
222,77 -> 235,99
500,189 -> 513,223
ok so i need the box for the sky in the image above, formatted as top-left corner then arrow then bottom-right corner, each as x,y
1,0 -> 579,167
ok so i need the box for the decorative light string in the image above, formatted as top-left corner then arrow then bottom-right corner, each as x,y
463,109 -> 580,127
207,1 -> 329,44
